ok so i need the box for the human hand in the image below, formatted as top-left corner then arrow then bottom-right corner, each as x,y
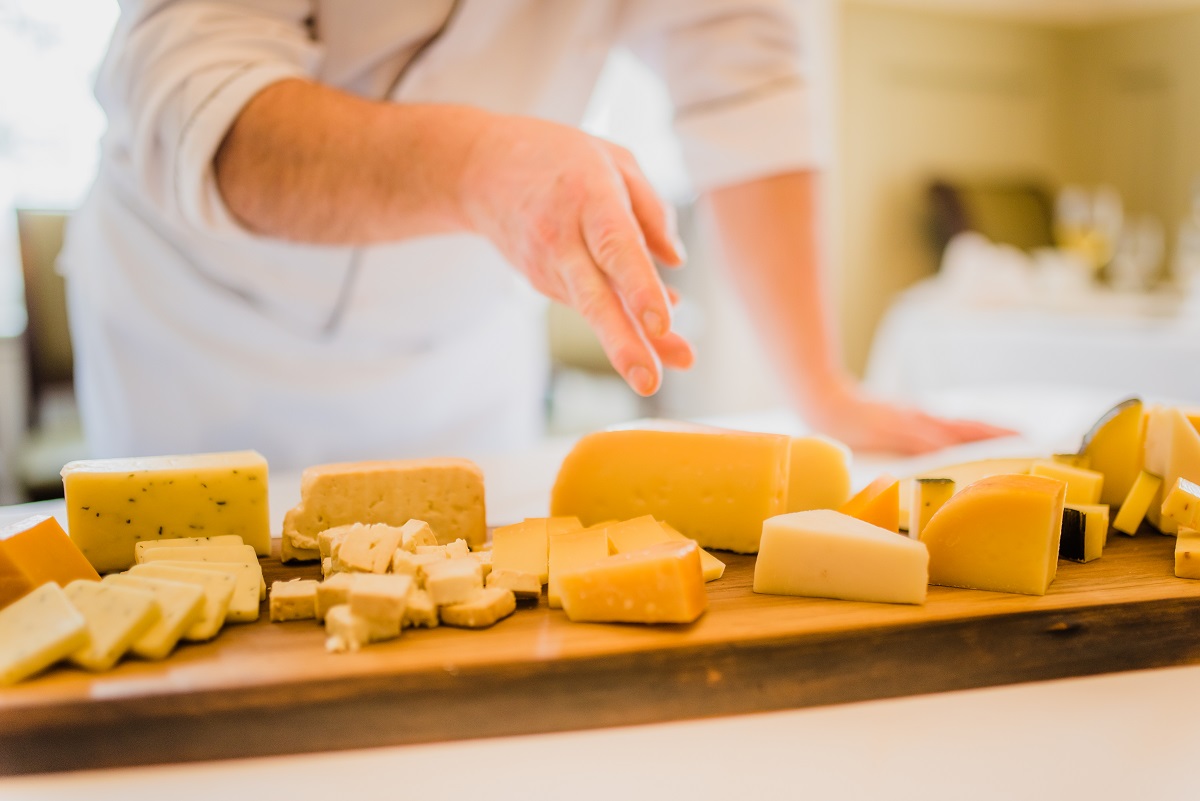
457,114 -> 694,395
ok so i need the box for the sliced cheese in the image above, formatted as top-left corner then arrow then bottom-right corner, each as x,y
269,579 -> 319,622
1079,398 -> 1144,506
559,540 -> 708,623
1030,461 -> 1105,505
491,519 -> 550,583
140,559 -> 261,623
133,535 -> 244,562
1113,471 -> 1163,536
101,574 -> 204,660
126,564 -> 235,641
0,582 -> 88,685
786,436 -> 852,512
908,478 -> 955,540
0,515 -> 99,610
62,450 -> 270,572
839,474 -> 900,533
548,525 -> 613,609
64,579 -> 160,671
920,474 -> 1065,596
138,544 -> 265,601
753,510 -> 928,605
439,587 -> 516,628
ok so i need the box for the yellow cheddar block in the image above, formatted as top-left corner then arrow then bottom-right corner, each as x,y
920,475 -> 1066,596
282,459 -> 486,559
141,559 -> 260,623
1030,461 -> 1105,505
547,525 -> 613,609
64,579 -> 160,672
786,436 -> 852,512
1176,528 -> 1200,579
491,519 -> 550,583
1161,477 -> 1200,529
62,451 -> 270,573
1113,471 -> 1163,536
1080,398 -> 1144,507
102,574 -> 205,660
125,564 -> 235,641
0,582 -> 89,685
0,515 -> 100,610
908,478 -> 955,540
559,540 -> 707,624
551,428 -> 790,554
603,516 -> 725,582
839,474 -> 900,533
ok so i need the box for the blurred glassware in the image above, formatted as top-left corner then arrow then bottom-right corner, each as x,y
1171,177 -> 1200,293
1110,215 -> 1164,292
1054,184 -> 1123,274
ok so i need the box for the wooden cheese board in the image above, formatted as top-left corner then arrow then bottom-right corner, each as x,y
3,530 -> 1200,775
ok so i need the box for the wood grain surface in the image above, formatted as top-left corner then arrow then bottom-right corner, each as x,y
3,530 -> 1200,775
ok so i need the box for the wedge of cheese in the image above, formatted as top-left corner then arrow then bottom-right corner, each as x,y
0,515 -> 100,610
62,451 -> 270,572
1080,398 -> 1144,506
753,510 -> 928,605
559,540 -> 708,624
138,559 -> 261,622
102,574 -> 205,660
551,428 -> 790,553
839,475 -> 900,533
603,516 -> 725,582
0,582 -> 88,685
547,524 -> 613,609
64,579 -> 160,671
125,564 -> 235,641
920,475 -> 1066,596
1143,407 -> 1200,534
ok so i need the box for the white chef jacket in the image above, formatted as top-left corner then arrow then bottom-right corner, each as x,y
62,0 -> 816,471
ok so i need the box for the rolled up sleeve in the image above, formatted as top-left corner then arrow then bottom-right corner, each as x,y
97,0 -> 321,238
619,0 -> 817,192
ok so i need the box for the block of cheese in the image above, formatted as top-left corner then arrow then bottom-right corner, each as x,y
786,436 -> 852,512
486,568 -> 542,599
324,604 -> 397,652
1161,477 -> 1200,529
920,474 -> 1066,596
439,587 -> 516,628
559,540 -> 708,623
1142,407 -> 1200,533
140,559 -> 260,622
603,516 -> 725,582
336,523 -> 406,574
1175,528 -> 1200,579
403,589 -> 439,629
101,574 -> 204,660
349,573 -> 414,635
550,428 -> 790,554
0,582 -> 88,685
1061,504 -> 1108,563
491,519 -> 550,583
898,457 -> 1035,529
126,564 -> 234,641
423,558 -> 483,606
839,475 -> 900,533
134,535 -> 244,563
316,572 -> 357,622
62,450 -> 270,572
548,525 -> 613,609
0,515 -> 100,610
282,459 -> 486,559
753,510 -> 928,605
64,579 -> 160,671
269,579 -> 319,622
908,479 -> 955,540
1113,471 -> 1163,536
1080,398 -> 1145,507
659,523 -> 725,582
1030,461 -> 1105,505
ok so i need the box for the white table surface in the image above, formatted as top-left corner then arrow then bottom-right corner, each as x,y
4,392 -> 1198,800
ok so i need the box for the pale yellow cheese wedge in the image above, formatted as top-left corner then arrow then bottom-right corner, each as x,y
1113,471 -> 1163,536
486,568 -> 542,599
439,587 -> 516,628
491,519 -> 550,583
134,535 -> 244,562
920,474 -> 1065,596
62,450 -> 270,572
423,557 -> 483,606
1142,407 -> 1200,533
141,559 -> 261,622
65,579 -> 160,671
559,540 -> 708,624
269,579 -> 319,622
908,478 -> 955,540
126,564 -> 235,641
0,582 -> 88,685
603,515 -> 725,582
550,428 -> 791,554
754,510 -> 928,605
1030,461 -> 1105,505
1079,398 -> 1144,507
548,525 -> 613,609
139,544 -> 265,600
102,574 -> 205,660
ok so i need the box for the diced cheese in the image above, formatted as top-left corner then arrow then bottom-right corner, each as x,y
140,559 -> 261,623
445,539 -> 470,559
839,475 -> 900,533
134,535 -> 244,562
280,538 -> 320,563
0,515 -> 99,610
1161,477 -> 1200,529
439,587 -> 516,628
64,579 -> 160,671
0,582 -> 88,685
269,579 -> 319,622
282,459 -> 487,558
1142,407 -> 1200,534
1080,398 -> 1145,507
1030,461 -> 1105,505
348,573 -> 413,635
560,540 -> 708,623
415,544 -> 449,558
1176,528 -> 1200,579
139,544 -> 264,600
315,572 -> 357,622
398,520 -> 438,553
754,510 -> 928,605
491,519 -> 549,583
1058,508 -> 1088,564
908,478 -> 955,540
336,523 -> 406,574
324,605 -> 396,652
550,428 -> 790,554
101,574 -> 205,660
920,474 -> 1065,596
318,527 -> 348,560
62,451 -> 270,572
322,558 -> 335,579
1064,503 -> 1109,563
402,589 -> 439,629
547,525 -> 613,609
126,564 -> 235,641
786,436 -> 852,512
423,558 -> 483,607
1113,471 -> 1163,536
486,568 -> 542,599
466,550 -> 493,581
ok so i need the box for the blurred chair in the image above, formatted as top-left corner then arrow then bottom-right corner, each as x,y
14,209 -> 87,500
928,180 -> 1056,260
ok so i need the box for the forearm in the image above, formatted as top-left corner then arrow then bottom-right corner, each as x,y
214,78 -> 488,245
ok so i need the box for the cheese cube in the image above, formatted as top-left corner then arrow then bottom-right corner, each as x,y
348,573 -> 413,635
1113,471 -> 1163,535
1162,477 -> 1200,529
282,459 -> 487,557
403,589 -> 439,629
134,535 -> 244,562
445,538 -> 470,559
318,527 -> 348,560
550,428 -> 791,553
491,519 -> 549,583
62,451 -> 270,572
126,564 -> 235,641
140,559 -> 261,622
560,540 -> 708,623
315,572 -> 357,622
1176,528 -> 1200,579
324,605 -> 397,652
754,510 -> 928,605
920,474 -> 1066,596
390,551 -> 447,588
423,558 -> 483,606
0,515 -> 100,610
336,523 -> 406,574
839,475 -> 900,533
0,582 -> 88,685
1064,503 -> 1109,563
785,435 -> 852,512
322,557 -> 335,579
64,579 -> 160,671
439,587 -> 516,628
486,568 -> 542,599
415,544 -> 449,558
908,478 -> 955,540
398,519 -> 438,553
269,579 -> 319,622
548,525 -> 613,609
1030,461 -> 1105,505
101,574 -> 205,659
